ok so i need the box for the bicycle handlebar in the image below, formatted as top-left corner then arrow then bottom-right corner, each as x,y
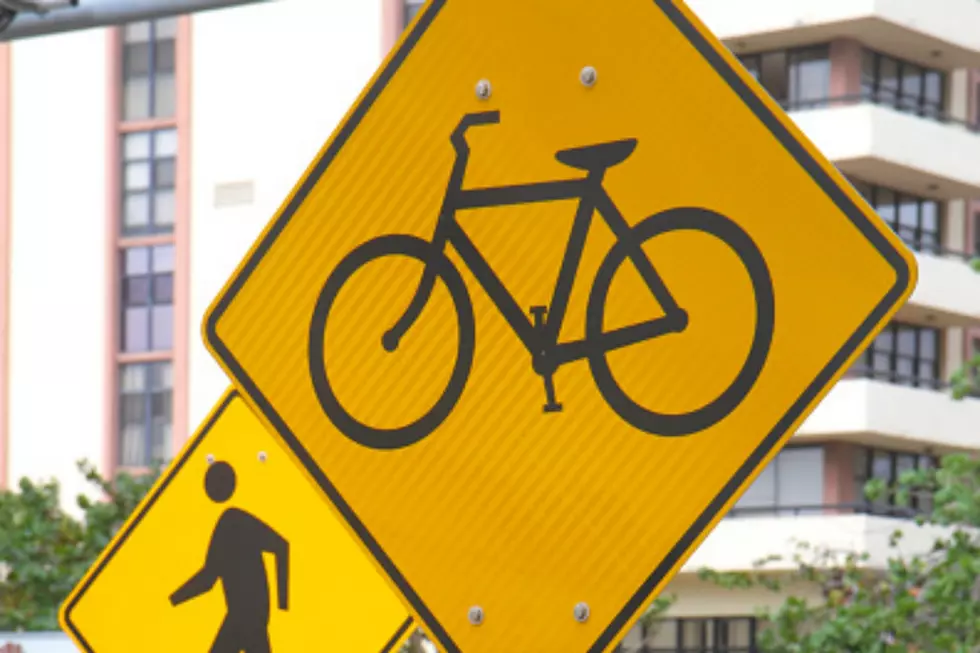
451,110 -> 501,150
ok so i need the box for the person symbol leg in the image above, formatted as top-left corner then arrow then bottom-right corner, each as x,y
208,617 -> 238,653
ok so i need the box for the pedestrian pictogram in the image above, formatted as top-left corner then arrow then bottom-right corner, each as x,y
203,0 -> 918,651
59,390 -> 413,653
169,460 -> 290,653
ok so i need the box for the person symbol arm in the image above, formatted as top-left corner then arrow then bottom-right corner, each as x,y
169,549 -> 218,607
253,518 -> 289,611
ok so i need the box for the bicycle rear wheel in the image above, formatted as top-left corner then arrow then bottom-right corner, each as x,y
308,234 -> 475,450
586,207 -> 774,436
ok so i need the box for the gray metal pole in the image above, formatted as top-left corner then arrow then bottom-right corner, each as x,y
0,0 -> 276,41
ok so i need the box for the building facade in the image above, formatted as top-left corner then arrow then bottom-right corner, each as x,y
0,0 -> 389,507
621,0 -> 980,650
0,0 -> 977,651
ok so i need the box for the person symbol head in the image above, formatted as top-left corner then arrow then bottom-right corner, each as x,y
205,461 -> 236,503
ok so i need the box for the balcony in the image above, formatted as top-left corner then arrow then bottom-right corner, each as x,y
682,511 -> 950,573
687,0 -> 980,69
898,250 -> 980,326
796,377 -> 980,450
787,100 -> 980,200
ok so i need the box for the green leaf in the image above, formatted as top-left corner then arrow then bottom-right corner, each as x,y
0,459 -> 159,631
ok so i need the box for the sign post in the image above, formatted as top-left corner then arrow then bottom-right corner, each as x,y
59,390 -> 413,653
199,0 -> 918,650
0,0 -> 274,42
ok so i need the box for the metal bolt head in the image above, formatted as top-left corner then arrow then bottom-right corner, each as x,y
258,451 -> 267,462
468,606 -> 485,626
206,454 -> 215,465
475,79 -> 492,101
580,66 -> 597,87
573,602 -> 590,623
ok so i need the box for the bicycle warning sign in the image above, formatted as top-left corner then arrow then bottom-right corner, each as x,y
203,0 -> 917,651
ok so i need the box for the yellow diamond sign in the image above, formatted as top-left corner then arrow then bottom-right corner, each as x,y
203,0 -> 917,650
59,390 -> 413,653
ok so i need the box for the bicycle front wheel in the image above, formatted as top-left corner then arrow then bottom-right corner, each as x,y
308,234 -> 475,450
586,207 -> 775,437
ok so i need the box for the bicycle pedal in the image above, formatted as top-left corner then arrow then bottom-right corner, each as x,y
543,402 -> 564,414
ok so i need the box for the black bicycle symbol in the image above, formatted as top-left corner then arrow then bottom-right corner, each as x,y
309,110 -> 775,450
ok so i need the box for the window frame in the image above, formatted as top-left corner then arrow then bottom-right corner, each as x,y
854,446 -> 938,515
735,43 -> 831,109
973,210 -> 980,256
120,243 -> 175,353
855,321 -> 945,390
731,445 -> 825,516
645,616 -> 760,652
403,0 -> 424,29
121,127 -> 178,236
861,48 -> 946,118
786,44 -> 832,109
115,16 -> 181,472
850,179 -> 943,255
854,322 -> 942,389
118,360 -> 174,468
121,18 -> 177,121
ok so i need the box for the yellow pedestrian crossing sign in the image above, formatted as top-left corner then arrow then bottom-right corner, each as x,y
203,0 -> 917,650
59,390 -> 413,653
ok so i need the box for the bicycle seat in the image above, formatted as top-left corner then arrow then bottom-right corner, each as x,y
555,139 -> 638,171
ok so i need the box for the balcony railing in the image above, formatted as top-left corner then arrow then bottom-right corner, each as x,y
846,366 -> 945,391
778,92 -> 980,134
726,501 -> 929,519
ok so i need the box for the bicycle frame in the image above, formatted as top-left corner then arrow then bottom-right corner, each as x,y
388,111 -> 687,373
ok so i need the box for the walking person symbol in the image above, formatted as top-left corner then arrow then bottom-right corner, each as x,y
169,460 -> 289,653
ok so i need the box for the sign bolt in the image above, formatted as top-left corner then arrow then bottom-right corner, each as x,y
574,602 -> 590,623
468,606 -> 485,626
258,451 -> 267,462
206,454 -> 215,465
580,66 -> 597,87
475,79 -> 492,101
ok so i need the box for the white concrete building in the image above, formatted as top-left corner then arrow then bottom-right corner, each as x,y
0,0 -> 397,507
0,0 -> 976,651
621,1 -> 980,650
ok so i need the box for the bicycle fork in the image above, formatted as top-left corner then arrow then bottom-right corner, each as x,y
530,306 -> 563,414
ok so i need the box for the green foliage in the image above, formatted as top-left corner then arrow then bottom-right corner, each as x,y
398,628 -> 428,653
694,452 -> 980,653
950,350 -> 980,401
0,460 -> 159,631
690,354 -> 980,653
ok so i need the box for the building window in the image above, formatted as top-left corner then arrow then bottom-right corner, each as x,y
854,447 -> 936,515
121,244 -> 175,353
115,18 -> 181,472
736,45 -> 829,109
739,54 -> 760,81
787,46 -> 832,109
643,617 -> 758,652
732,447 -> 824,516
973,211 -> 980,256
969,337 -> 980,399
122,18 -> 177,121
403,0 -> 424,28
850,179 -> 942,254
122,128 -> 177,236
861,49 -> 945,118
854,322 -> 941,389
119,360 -> 173,467
973,83 -> 980,131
